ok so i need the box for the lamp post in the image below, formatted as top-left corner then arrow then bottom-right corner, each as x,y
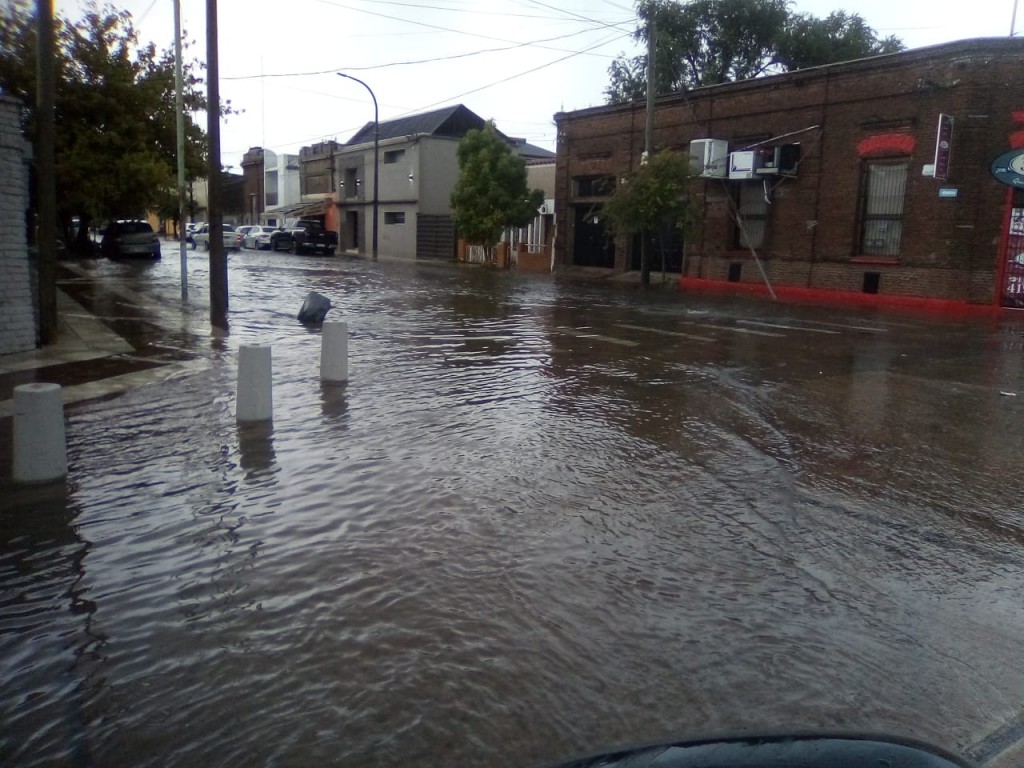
337,73 -> 378,259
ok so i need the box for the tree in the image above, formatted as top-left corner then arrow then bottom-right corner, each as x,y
450,122 -> 545,249
601,149 -> 694,285
605,0 -> 903,104
777,10 -> 903,70
0,0 -> 212,250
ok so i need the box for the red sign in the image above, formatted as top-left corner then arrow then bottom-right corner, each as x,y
932,113 -> 954,180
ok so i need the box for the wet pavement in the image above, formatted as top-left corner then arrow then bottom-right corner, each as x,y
2,241 -> 1024,767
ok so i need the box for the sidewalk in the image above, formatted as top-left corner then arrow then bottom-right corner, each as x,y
0,288 -> 148,418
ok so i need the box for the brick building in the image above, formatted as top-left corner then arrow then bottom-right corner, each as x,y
0,95 -> 35,354
554,38 -> 1024,310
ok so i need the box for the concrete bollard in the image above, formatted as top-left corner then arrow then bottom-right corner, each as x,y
320,320 -> 349,384
13,383 -> 68,484
237,345 -> 273,422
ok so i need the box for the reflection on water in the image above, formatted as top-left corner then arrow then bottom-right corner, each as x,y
3,255 -> 1024,767
319,382 -> 349,423
237,421 -> 278,477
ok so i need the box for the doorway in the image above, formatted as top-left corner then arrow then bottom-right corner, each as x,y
1001,188 -> 1024,308
345,211 -> 360,252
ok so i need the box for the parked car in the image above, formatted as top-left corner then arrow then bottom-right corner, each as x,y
191,223 -> 241,252
101,220 -> 161,259
243,225 -> 279,251
270,219 -> 338,255
185,222 -> 202,247
235,225 -> 257,249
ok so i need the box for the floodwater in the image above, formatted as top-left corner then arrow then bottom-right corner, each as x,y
3,245 -> 1024,767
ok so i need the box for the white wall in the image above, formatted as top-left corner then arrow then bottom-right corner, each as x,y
0,96 -> 36,355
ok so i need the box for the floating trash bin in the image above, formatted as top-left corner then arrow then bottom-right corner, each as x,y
298,291 -> 332,325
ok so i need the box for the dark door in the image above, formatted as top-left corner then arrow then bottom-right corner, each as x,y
345,211 -> 359,251
573,206 -> 615,268
630,224 -> 684,273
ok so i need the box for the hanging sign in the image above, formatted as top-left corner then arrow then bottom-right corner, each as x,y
932,113 -> 954,180
991,149 -> 1024,187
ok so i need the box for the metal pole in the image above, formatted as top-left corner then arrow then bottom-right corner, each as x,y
36,0 -> 57,343
337,73 -> 378,259
173,0 -> 188,301
641,16 -> 656,286
1012,0 -> 1019,35
207,0 -> 227,327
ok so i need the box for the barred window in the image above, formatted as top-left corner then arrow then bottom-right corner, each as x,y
734,182 -> 769,249
860,162 -> 908,256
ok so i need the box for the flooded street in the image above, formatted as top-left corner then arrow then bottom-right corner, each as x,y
3,245 -> 1024,767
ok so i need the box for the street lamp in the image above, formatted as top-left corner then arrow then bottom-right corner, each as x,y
337,72 -> 378,259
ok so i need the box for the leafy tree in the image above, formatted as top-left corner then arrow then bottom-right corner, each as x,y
601,149 -> 693,284
0,0 -> 213,250
605,0 -> 903,104
777,10 -> 903,70
450,122 -> 545,249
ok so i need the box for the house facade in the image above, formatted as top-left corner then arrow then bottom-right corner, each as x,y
241,147 -> 268,226
332,105 -> 490,260
554,38 -> 1024,310
259,149 -> 302,227
188,171 -> 245,227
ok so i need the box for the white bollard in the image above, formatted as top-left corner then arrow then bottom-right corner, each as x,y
320,320 -> 349,384
237,345 -> 273,422
13,383 -> 68,484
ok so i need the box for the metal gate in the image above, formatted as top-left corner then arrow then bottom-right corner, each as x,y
1001,190 -> 1024,308
417,214 -> 457,260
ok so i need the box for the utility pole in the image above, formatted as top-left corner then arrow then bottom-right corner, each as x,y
206,0 -> 227,327
641,16 -> 656,287
36,0 -> 57,343
174,0 -> 188,301
337,73 -> 379,260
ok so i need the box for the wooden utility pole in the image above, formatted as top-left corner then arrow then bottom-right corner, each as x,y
36,0 -> 57,343
206,0 -> 228,328
641,17 -> 656,287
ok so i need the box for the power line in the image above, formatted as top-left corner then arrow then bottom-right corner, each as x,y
401,29 -> 630,115
222,30 -> 625,158
516,0 -> 632,31
333,0 -> 627,23
310,0 -> 634,47
222,22 -> 626,80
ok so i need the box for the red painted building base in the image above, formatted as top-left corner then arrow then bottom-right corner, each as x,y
677,277 -> 1018,319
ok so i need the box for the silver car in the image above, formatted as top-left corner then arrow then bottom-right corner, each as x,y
243,225 -> 279,251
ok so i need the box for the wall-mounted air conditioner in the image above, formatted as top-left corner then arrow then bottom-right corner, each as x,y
729,150 -> 763,180
689,139 -> 729,178
756,144 -> 800,177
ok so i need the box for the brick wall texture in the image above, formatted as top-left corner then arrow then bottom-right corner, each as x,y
0,95 -> 35,354
554,39 -> 1024,305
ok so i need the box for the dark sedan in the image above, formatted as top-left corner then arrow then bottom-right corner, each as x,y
101,220 -> 161,259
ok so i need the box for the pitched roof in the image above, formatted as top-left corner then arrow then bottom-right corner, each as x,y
508,138 -> 555,160
346,104 -> 488,146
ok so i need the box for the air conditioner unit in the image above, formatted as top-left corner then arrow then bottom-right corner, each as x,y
729,150 -> 763,180
689,139 -> 729,178
756,144 -> 800,177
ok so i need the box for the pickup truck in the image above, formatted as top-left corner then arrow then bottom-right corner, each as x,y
191,223 -> 241,252
270,219 -> 338,256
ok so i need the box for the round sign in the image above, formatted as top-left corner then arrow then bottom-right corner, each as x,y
991,149 -> 1024,187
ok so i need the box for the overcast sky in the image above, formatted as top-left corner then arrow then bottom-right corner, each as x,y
53,0 -> 1021,171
